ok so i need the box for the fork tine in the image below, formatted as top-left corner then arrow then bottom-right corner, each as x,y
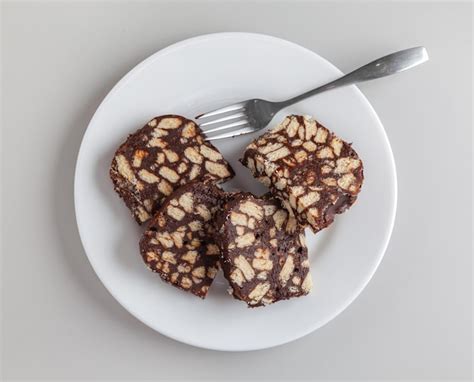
199,112 -> 247,128
195,102 -> 245,120
202,119 -> 249,134
205,126 -> 256,141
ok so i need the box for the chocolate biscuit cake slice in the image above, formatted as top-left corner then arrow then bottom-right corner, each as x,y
110,115 -> 234,224
139,181 -> 230,298
216,193 -> 312,307
241,115 -> 363,232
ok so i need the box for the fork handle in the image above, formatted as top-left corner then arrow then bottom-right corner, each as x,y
277,47 -> 429,109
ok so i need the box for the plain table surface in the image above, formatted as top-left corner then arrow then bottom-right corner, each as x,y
1,1 -> 472,381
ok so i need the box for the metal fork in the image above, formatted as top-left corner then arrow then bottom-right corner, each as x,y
196,46 -> 429,140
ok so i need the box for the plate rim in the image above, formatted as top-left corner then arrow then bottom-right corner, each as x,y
74,32 -> 398,351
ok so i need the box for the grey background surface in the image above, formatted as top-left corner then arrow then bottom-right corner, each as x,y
1,1 -> 472,381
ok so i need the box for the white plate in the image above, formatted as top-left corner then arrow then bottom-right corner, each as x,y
74,33 -> 397,351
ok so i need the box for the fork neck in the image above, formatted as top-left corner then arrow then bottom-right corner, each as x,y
275,79 -> 347,110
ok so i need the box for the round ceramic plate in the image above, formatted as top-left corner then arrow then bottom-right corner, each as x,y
74,33 -> 397,351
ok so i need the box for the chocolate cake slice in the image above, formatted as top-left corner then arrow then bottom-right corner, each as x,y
111,115 -> 234,224
216,193 -> 312,307
241,115 -> 363,232
139,181 -> 230,298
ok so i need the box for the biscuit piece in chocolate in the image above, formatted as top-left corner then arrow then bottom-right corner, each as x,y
139,181 -> 229,298
217,193 -> 312,307
241,115 -> 363,232
110,115 -> 234,224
